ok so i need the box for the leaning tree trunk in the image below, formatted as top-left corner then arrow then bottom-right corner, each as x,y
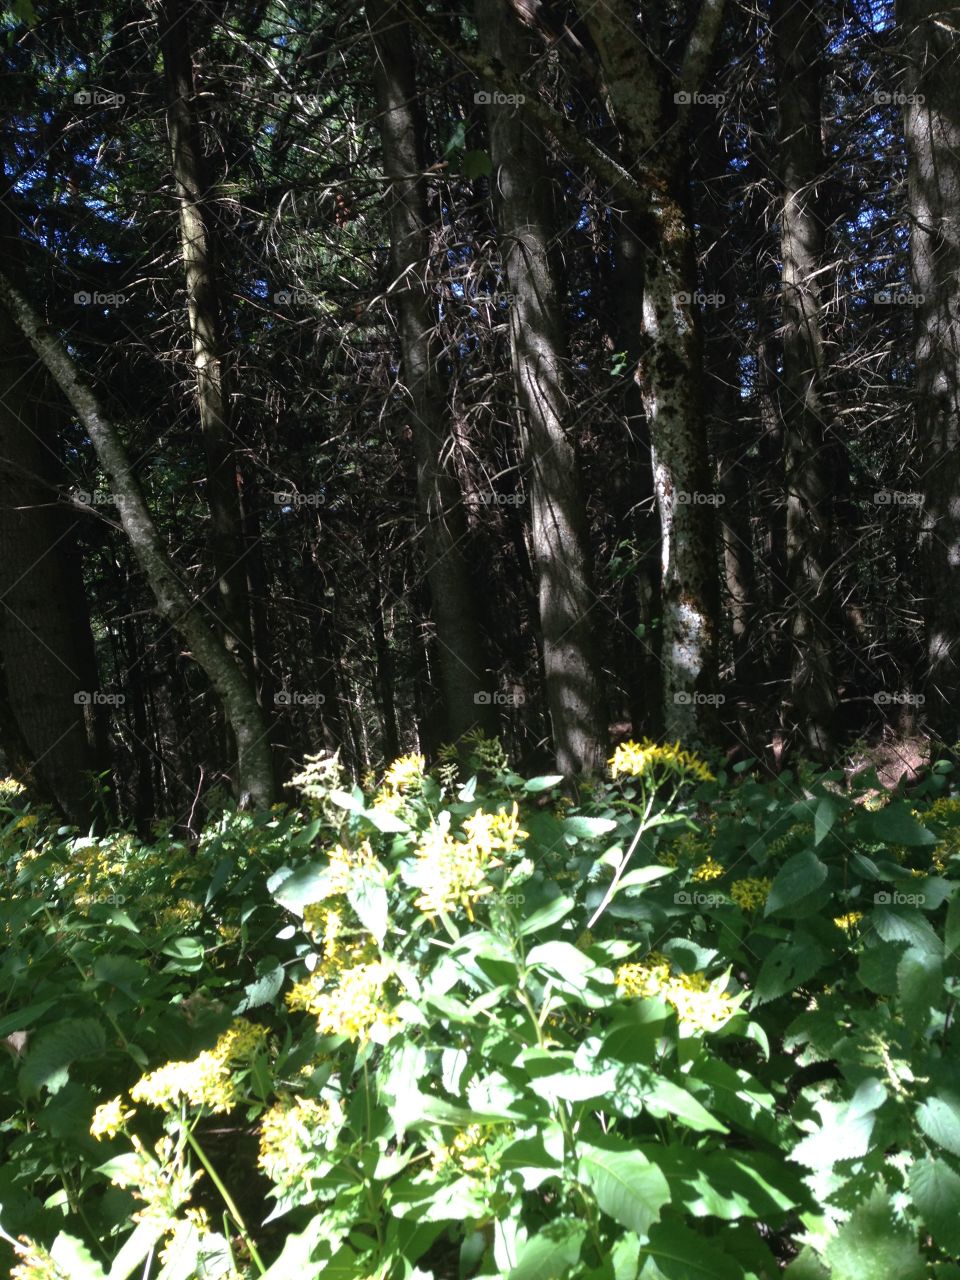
368,0 -> 494,746
771,0 -> 839,760
899,0 -> 960,741
475,0 -> 607,776
157,0 -> 255,674
0,272 -> 276,809
571,0 -> 723,747
0,309 -> 106,825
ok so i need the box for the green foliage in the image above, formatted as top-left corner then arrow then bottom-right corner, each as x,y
1,748 -> 960,1277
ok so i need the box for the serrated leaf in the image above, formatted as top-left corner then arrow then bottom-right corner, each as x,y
909,1156 -> 960,1254
508,1218 -> 587,1279
917,1093 -> 960,1157
639,1219 -> 745,1279
19,1018 -> 107,1096
578,1143 -> 670,1237
822,1185 -> 924,1280
863,802 -> 936,847
764,850 -> 828,916
753,940 -> 828,1004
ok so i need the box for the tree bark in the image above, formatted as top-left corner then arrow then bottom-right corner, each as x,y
899,0 -> 960,740
0,272 -> 276,809
771,0 -> 839,759
475,0 -> 607,776
158,0 -> 254,674
571,0 -> 723,746
368,0 -> 494,746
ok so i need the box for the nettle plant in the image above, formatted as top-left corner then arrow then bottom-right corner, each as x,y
1,738 -> 960,1278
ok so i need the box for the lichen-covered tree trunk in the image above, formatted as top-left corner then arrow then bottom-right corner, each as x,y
0,272 -> 276,809
771,0 -> 838,759
368,0 -> 493,746
158,0 -> 254,673
0,310 -> 105,824
899,0 -> 960,739
572,0 -> 723,746
475,0 -> 607,776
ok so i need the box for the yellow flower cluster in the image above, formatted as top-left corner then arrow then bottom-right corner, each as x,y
325,839 -> 382,895
90,1094 -> 135,1140
608,739 -> 715,785
833,912 -> 863,931
729,877 -> 772,911
154,898 -> 203,930
286,960 -> 397,1042
428,1124 -> 498,1178
258,1093 -> 334,1188
921,796 -> 960,825
617,956 -> 738,1030
10,1237 -> 67,1280
763,823 -> 813,860
412,805 -> 526,921
382,754 -> 425,793
691,855 -> 724,882
130,1019 -> 269,1114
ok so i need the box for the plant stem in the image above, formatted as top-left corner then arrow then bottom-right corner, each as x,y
184,1125 -> 267,1275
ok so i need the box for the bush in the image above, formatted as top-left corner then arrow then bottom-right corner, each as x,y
1,741 -> 960,1279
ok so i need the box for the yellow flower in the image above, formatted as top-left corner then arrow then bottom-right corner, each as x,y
608,739 -> 714,785
730,877 -> 772,911
325,840 -> 381,895
462,802 -> 528,857
382,754 -> 425,792
616,952 -> 671,998
691,855 -> 724,882
258,1093 -> 334,1187
13,814 -> 38,831
833,912 -> 863,932
130,1020 -> 269,1114
90,1095 -> 135,1140
412,816 -> 500,921
617,957 -> 740,1031
286,961 -> 397,1042
428,1124 -> 500,1178
11,1237 -> 67,1280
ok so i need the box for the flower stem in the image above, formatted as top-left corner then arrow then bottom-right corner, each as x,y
184,1125 -> 266,1275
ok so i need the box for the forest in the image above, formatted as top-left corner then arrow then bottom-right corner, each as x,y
1,0 -> 960,1276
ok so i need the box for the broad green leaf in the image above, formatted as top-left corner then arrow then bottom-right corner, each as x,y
790,1078 -> 886,1170
522,775 -> 564,793
638,1219 -> 745,1279
578,1142 -> 670,1237
814,796 -> 842,845
822,1185 -> 924,1280
347,876 -> 388,946
916,1093 -> 960,1157
269,861 -> 330,915
764,850 -> 828,916
909,1156 -> 960,1254
508,1219 -> 587,1280
897,948 -> 941,1032
518,895 -> 574,936
49,1232 -> 107,1280
862,802 -> 936,847
562,816 -> 618,839
634,1073 -> 729,1134
616,866 -> 673,891
19,1018 -> 107,1096
753,940 -> 828,1005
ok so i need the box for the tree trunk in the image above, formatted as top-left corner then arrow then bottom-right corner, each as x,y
771,0 -> 839,759
475,0 -> 607,776
0,309 -> 105,825
0,272 -> 276,809
158,0 -> 254,673
899,0 -> 960,739
368,0 -> 494,746
571,0 -> 723,746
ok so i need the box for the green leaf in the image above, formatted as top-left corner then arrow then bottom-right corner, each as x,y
233,957 -> 285,1013
822,1185 -> 924,1280
916,1093 -> 960,1157
562,815 -> 618,840
616,866 -> 673,891
508,1219 -> 587,1280
814,796 -> 842,844
578,1142 -> 670,1237
0,1000 -> 57,1039
897,948 -> 941,1032
764,850 -> 828,916
909,1156 -> 960,1254
268,861 -> 329,915
108,1219 -> 165,1280
863,801 -> 936,847
525,941 -> 596,985
522,775 -> 564,793
753,940 -> 828,1005
19,1018 -> 107,1096
630,1071 -> 729,1133
49,1232 -> 107,1280
858,940 -> 909,995
790,1078 -> 886,1170
638,1219 -> 745,1279
518,895 -> 574,936
347,876 -> 388,946
946,894 -> 960,957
